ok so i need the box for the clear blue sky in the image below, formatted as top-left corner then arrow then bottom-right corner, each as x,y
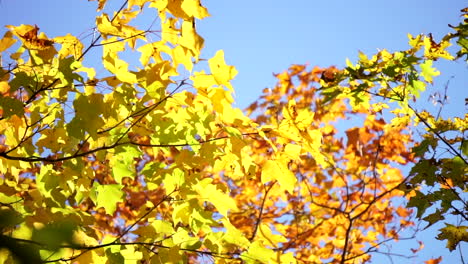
1,0 -> 466,263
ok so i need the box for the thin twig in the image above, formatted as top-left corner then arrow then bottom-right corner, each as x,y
249,183 -> 274,241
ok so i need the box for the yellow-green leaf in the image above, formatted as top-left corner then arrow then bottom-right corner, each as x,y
92,184 -> 125,215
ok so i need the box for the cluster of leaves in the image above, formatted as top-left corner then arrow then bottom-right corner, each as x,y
315,8 -> 468,255
0,0 -> 466,263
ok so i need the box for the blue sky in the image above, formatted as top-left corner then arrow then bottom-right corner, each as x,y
1,0 -> 466,263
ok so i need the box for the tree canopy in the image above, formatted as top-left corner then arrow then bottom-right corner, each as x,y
0,1 -> 466,263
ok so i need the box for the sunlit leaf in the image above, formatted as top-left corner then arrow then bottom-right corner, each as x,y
261,159 -> 296,193
92,184 -> 125,215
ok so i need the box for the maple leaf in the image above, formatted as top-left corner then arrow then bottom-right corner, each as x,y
425,256 -> 442,264
0,2 -> 466,263
209,50 -> 238,90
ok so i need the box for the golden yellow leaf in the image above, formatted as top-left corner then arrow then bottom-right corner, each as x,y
283,143 -> 302,160
181,0 -> 210,19
54,34 -> 84,59
149,0 -> 168,11
0,31 -> 16,52
209,50 -> 238,90
179,19 -> 204,57
191,70 -> 217,92
195,179 -> 238,216
172,45 -> 193,71
96,14 -> 122,38
222,218 -> 251,248
0,81 -> 9,93
257,223 -> 287,247
161,17 -> 180,45
261,159 -> 296,193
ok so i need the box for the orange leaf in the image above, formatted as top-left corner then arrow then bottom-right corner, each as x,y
425,256 -> 442,264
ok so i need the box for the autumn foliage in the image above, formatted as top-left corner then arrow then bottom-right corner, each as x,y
0,1 -> 466,263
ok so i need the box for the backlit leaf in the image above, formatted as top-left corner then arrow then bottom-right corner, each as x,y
208,50 -> 238,89
92,184 -> 125,215
261,159 -> 296,193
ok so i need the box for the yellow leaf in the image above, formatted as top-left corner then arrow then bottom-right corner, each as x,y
209,50 -> 238,89
73,229 -> 99,246
165,0 -> 189,19
149,0 -> 168,11
0,248 -> 11,263
242,241 -> 275,263
423,36 -> 454,60
0,31 -> 16,52
181,0 -> 210,19
261,159 -> 296,193
54,34 -> 84,59
257,223 -> 287,247
408,33 -> 423,49
222,218 -> 250,248
195,179 -> 238,216
74,250 -> 106,264
137,41 -> 171,65
96,14 -> 122,38
76,66 -> 96,81
102,44 -> 137,84
128,0 -> 148,9
89,0 -> 107,11
191,70 -> 217,91
172,45 -> 193,71
179,19 -> 204,57
172,202 -> 191,225
0,82 -> 9,93
120,245 -> 143,263
283,143 -> 302,160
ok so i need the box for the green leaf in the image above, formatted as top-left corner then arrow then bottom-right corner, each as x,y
112,145 -> 139,183
409,159 -> 438,186
0,209 -> 23,230
422,209 -> 445,229
461,140 -> 468,157
105,248 -> 124,264
412,139 -> 432,157
436,224 -> 468,251
72,93 -> 105,138
407,191 -> 431,218
408,79 -> 426,98
32,221 -> 77,250
56,56 -> 83,86
0,96 -> 24,118
92,183 -> 125,215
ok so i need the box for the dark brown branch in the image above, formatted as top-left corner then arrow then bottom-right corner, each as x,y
340,217 -> 353,264
340,175 -> 411,263
114,80 -> 187,144
113,189 -> 177,243
0,132 -> 261,163
409,104 -> 468,165
76,0 -> 129,61
24,78 -> 60,105
249,183 -> 274,241
344,227 -> 419,262
92,30 -> 153,47
97,79 -> 187,135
